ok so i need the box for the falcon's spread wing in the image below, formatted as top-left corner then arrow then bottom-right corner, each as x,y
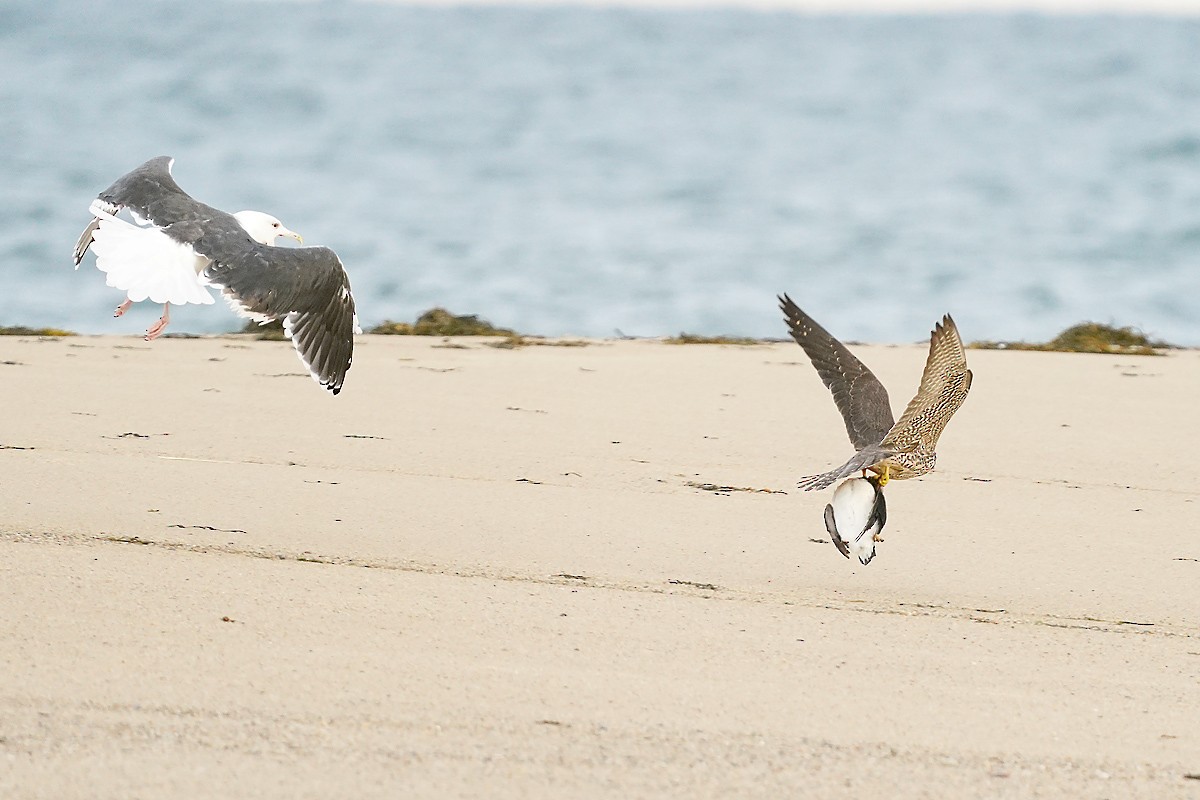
778,294 -> 894,450
880,315 -> 973,453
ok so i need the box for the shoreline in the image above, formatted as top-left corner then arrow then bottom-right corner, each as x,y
361,0 -> 1200,13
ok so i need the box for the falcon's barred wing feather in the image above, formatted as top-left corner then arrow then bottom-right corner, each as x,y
203,245 -> 357,395
881,315 -> 973,452
778,294 -> 894,450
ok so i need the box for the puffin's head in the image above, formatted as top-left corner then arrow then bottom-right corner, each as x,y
233,210 -> 303,247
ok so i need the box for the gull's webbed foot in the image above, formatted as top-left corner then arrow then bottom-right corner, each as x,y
144,304 -> 170,341
114,299 -> 133,318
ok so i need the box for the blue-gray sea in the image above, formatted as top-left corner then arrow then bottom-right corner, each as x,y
4,2 -> 1200,343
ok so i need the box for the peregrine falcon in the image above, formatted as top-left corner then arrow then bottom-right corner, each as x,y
779,294 -> 972,492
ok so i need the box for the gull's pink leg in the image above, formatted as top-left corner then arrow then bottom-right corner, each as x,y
114,299 -> 133,318
144,303 -> 170,341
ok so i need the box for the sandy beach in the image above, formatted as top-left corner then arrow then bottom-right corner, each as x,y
1,332 -> 1198,798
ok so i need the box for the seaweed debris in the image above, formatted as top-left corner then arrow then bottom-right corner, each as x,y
0,326 -> 75,337
369,308 -> 514,337
972,322 -> 1169,356
484,336 -> 590,349
240,320 -> 287,340
665,333 -> 764,345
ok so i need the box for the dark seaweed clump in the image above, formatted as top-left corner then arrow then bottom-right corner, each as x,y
0,326 -> 75,336
971,322 -> 1169,356
369,308 -> 514,337
241,308 -> 513,340
665,333 -> 764,345
240,320 -> 287,340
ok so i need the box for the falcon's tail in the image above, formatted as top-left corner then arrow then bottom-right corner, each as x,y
798,445 -> 891,491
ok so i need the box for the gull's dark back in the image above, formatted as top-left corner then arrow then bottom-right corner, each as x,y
778,294 -> 895,449
95,156 -> 253,257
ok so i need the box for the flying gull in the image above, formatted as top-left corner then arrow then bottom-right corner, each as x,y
74,156 -> 358,395
779,294 -> 972,490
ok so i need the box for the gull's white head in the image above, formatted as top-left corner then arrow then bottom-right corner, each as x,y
233,210 -> 303,247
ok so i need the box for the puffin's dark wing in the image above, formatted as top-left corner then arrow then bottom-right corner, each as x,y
203,245 -> 357,395
779,294 -> 895,449
823,504 -> 852,559
75,155 -> 246,264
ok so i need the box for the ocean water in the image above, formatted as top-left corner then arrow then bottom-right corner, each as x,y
3,2 -> 1200,344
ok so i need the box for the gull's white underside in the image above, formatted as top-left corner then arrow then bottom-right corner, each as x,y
86,207 -> 215,307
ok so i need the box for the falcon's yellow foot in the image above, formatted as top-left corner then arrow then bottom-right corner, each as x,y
876,464 -> 890,487
872,532 -> 885,543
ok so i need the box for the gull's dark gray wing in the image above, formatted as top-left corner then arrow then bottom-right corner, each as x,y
779,294 -> 894,449
203,245 -> 357,395
74,155 -> 247,265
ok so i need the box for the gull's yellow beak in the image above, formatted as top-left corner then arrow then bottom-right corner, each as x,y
289,230 -> 303,245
